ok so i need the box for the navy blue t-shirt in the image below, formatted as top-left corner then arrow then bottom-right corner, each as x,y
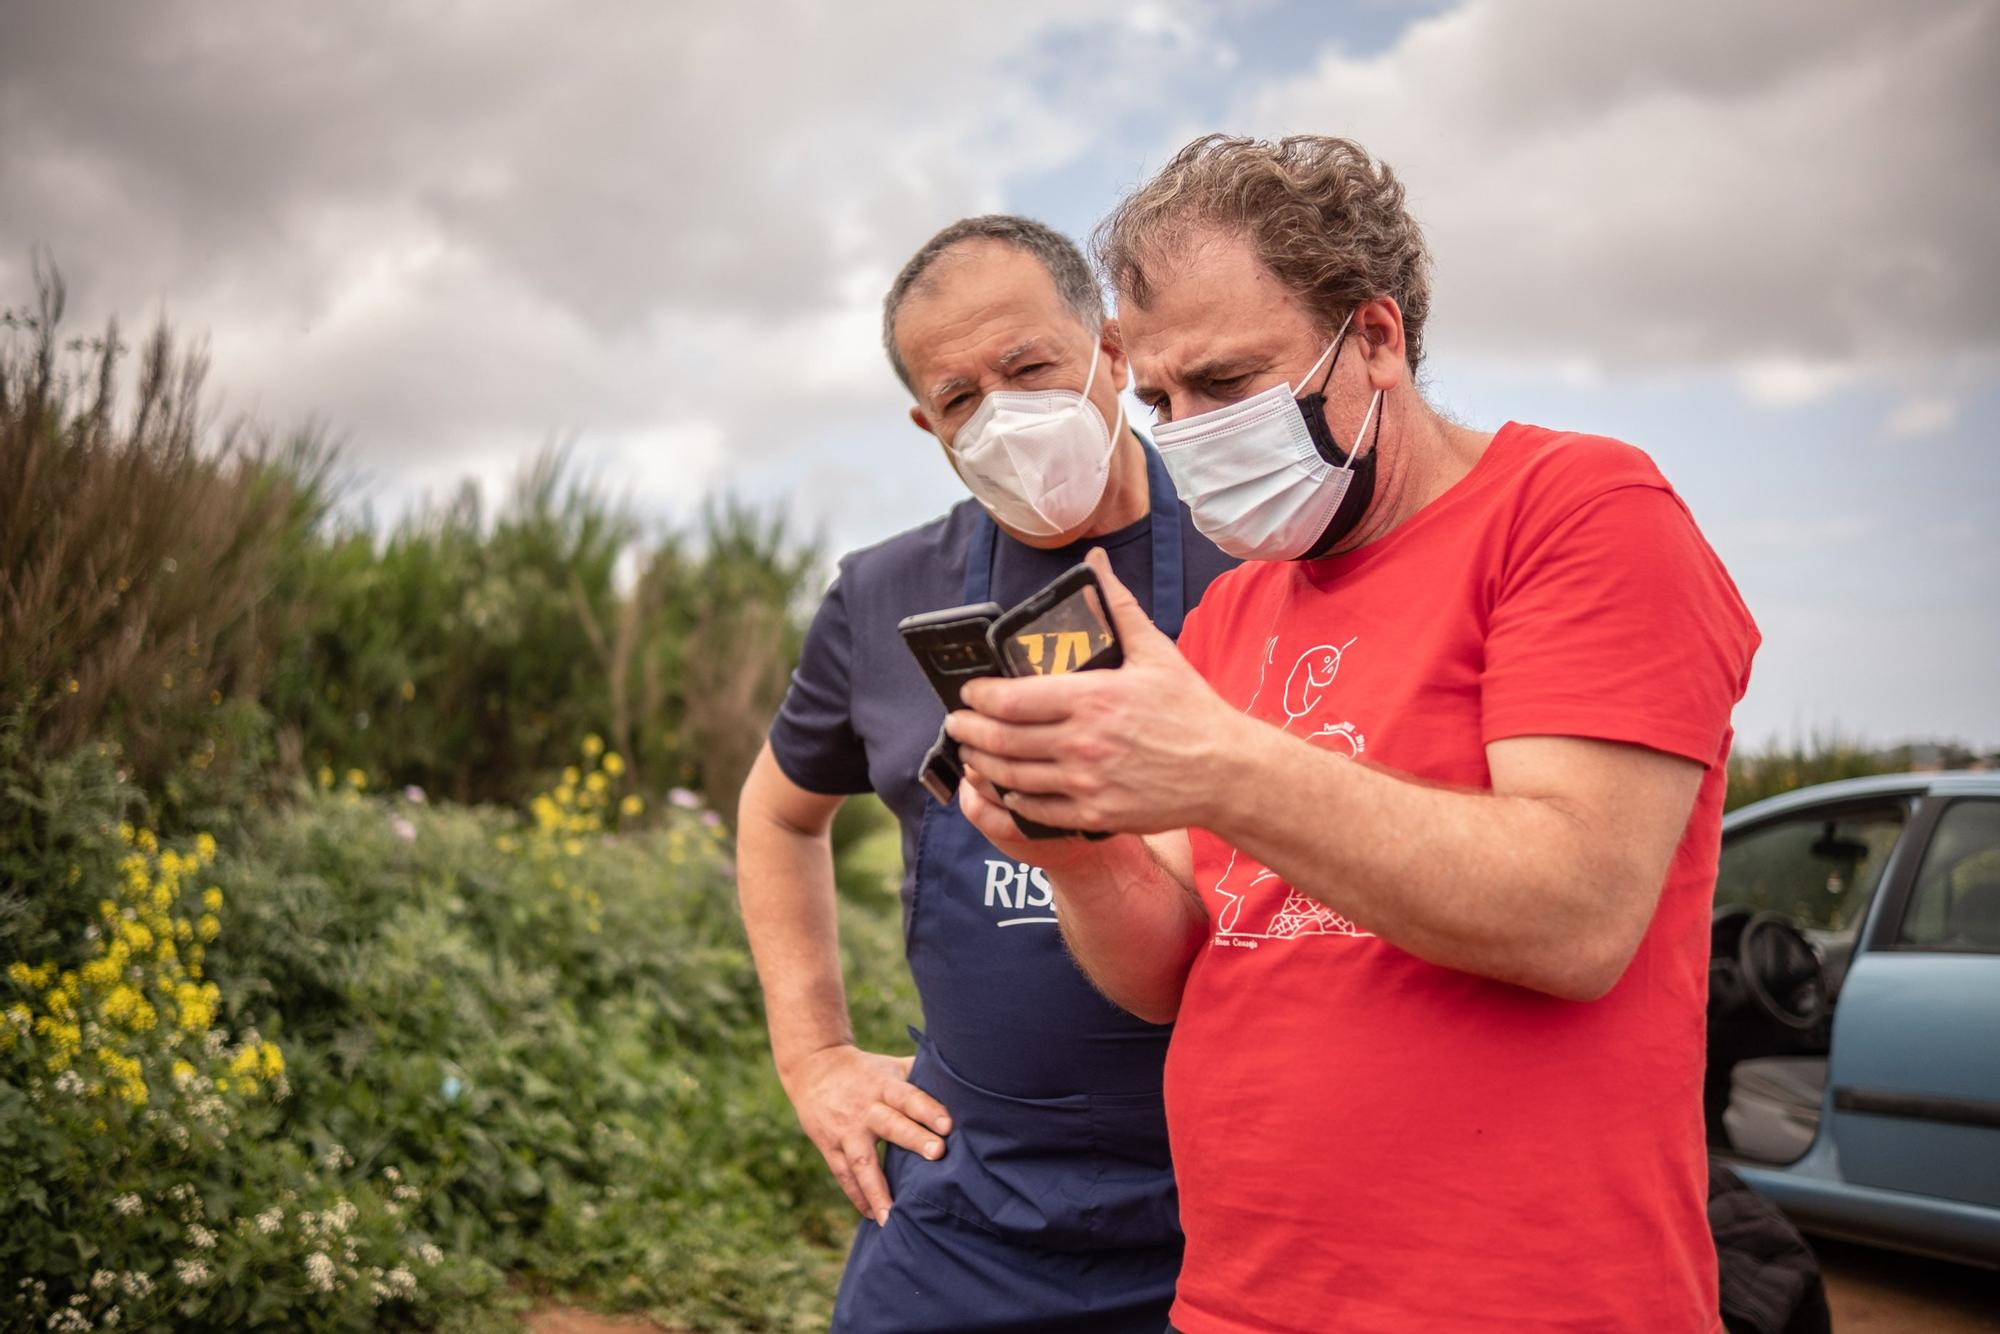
769,492 -> 1237,925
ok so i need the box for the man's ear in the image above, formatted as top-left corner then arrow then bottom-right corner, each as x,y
1101,318 -> 1129,385
909,405 -> 933,435
1355,297 -> 1408,390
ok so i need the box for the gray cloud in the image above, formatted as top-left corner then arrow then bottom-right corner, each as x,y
1230,0 -> 2000,383
0,0 -> 1230,534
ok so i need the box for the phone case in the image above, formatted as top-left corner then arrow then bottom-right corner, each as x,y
895,602 -> 1004,714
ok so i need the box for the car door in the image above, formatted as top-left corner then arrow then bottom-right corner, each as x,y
1826,792 -> 2000,1208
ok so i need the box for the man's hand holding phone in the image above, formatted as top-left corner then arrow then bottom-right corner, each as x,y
950,548 -> 1249,844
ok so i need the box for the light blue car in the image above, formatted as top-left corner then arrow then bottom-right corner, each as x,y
1707,771 -> 2000,1267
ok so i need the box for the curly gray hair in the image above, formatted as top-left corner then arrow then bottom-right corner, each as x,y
1093,134 -> 1433,373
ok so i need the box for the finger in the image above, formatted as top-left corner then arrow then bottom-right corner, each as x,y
885,1081 -> 953,1137
958,672 -> 1081,722
866,1103 -> 946,1161
1085,546 -> 1169,658
995,787 -> 1101,832
960,745 -> 1070,796
818,1143 -> 873,1217
959,777 -> 1033,848
844,1134 -> 894,1224
945,709 -> 1064,760
896,1053 -> 916,1078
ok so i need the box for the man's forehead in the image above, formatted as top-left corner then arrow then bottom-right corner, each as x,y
1122,234 -> 1309,381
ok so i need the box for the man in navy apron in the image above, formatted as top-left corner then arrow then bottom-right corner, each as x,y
737,215 -> 1235,1332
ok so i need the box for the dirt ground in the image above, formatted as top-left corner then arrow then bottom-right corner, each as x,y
523,1305 -> 671,1334
1818,1237 -> 2000,1332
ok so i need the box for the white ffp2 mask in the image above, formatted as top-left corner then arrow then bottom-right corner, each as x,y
945,339 -> 1122,538
1152,312 -> 1381,561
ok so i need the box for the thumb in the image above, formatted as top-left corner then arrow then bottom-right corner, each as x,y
1085,547 -> 1169,658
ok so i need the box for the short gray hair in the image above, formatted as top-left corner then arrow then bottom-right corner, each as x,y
882,215 -> 1105,394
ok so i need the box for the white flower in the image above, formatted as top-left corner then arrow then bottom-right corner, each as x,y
319,1143 -> 352,1172
187,1223 -> 216,1249
305,1251 -> 336,1293
382,1165 -> 401,1182
53,1071 -> 84,1096
89,1271 -> 116,1293
255,1207 -> 283,1234
416,1243 -> 443,1266
111,1193 -> 142,1217
173,1259 -> 209,1286
119,1272 -> 152,1298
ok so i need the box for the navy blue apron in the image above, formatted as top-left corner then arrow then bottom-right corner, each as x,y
831,442 -> 1186,1334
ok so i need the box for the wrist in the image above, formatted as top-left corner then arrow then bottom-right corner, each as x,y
775,1034 -> 856,1090
1190,706 -> 1265,831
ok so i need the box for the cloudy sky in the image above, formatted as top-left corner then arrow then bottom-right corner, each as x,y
3,0 -> 1995,750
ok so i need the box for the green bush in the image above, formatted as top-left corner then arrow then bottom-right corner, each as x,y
3,260 -> 821,829
3,730 -> 915,1330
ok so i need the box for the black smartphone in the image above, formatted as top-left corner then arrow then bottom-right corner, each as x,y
986,564 -> 1121,841
898,603 -> 1003,810
987,564 -> 1122,678
896,602 -> 1005,712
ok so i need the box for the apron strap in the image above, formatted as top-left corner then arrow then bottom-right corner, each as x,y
1140,437 -> 1184,640
963,435 -> 1185,637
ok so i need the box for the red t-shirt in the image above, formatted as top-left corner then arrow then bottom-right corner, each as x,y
1165,423 -> 1759,1333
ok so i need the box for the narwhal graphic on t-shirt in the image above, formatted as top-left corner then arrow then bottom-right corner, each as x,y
1211,636 -> 1373,942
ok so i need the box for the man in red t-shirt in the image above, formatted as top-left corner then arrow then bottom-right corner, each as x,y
945,135 -> 1759,1332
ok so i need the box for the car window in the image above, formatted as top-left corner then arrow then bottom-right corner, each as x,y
1899,799 -> 2000,952
1716,804 -> 1907,935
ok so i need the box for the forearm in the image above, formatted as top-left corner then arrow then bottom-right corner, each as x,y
736,809 -> 854,1085
1208,724 -> 1652,999
1047,834 -> 1207,1024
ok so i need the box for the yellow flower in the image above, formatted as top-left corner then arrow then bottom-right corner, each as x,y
6,962 -> 32,988
585,772 -> 608,795
194,833 -> 218,864
619,794 -> 644,818
171,1059 -> 196,1084
602,752 -> 625,777
117,822 -> 136,845
259,1040 -> 285,1078
562,766 -> 581,787
495,834 -> 519,854
582,734 -> 604,759
345,768 -> 367,791
67,677 -> 81,694
102,984 -> 142,1025
135,829 -> 158,854
230,1046 -> 261,1077
202,887 -> 223,912
562,838 -> 584,858
317,766 -> 335,791
121,920 -> 154,953
197,914 -> 220,942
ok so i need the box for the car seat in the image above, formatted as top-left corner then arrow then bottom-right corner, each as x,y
1724,1057 -> 1829,1164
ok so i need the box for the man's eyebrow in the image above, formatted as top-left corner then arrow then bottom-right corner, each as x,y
1182,356 -> 1257,384
995,338 -> 1051,371
1134,355 -> 1258,400
926,373 -> 974,404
